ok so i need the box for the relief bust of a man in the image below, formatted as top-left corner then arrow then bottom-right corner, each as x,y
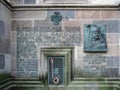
84,24 -> 107,52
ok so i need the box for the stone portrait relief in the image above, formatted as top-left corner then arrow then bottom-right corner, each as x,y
84,24 -> 107,52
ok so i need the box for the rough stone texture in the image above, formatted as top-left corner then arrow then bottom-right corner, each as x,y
1,38 -> 10,54
5,54 -> 11,73
12,20 -> 33,31
4,39 -> 10,54
104,68 -> 119,77
0,37 -> 4,53
93,20 -> 120,33
76,10 -> 100,19
24,0 -> 36,4
12,11 -> 47,20
34,20 -> 58,28
62,20 -> 92,34
107,45 -> 119,56
107,34 -> 119,44
0,55 -> 5,69
106,56 -> 119,68
0,20 -> 5,37
101,11 -> 120,19
5,23 -> 11,39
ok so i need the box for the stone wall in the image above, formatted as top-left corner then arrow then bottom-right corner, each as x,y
11,9 -> 120,78
0,2 -> 11,74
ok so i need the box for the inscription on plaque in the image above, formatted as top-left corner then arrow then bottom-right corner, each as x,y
83,55 -> 119,77
83,55 -> 106,76
84,24 -> 107,52
17,27 -> 81,77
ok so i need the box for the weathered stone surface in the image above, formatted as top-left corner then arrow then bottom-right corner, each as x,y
93,20 -> 120,33
12,20 -> 33,31
107,34 -> 119,44
0,55 -> 5,69
4,39 -> 10,54
62,20 -> 92,34
12,11 -> 47,20
17,59 -> 38,77
11,31 -> 17,44
76,10 -> 100,19
0,37 -> 3,53
24,0 -> 36,4
106,56 -> 119,68
104,68 -> 119,77
5,54 -> 11,73
0,20 -> 5,37
16,71 -> 38,77
34,20 -> 57,28
101,11 -> 120,19
1,38 -> 10,54
107,45 -> 119,56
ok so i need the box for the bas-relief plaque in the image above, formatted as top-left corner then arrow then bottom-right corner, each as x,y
84,24 -> 107,52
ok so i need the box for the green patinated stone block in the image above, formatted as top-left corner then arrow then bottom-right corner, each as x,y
84,24 -> 107,52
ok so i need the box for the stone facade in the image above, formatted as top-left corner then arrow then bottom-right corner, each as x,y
10,9 -> 120,78
0,1 -> 120,89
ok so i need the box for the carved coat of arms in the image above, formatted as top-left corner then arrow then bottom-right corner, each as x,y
51,12 -> 62,26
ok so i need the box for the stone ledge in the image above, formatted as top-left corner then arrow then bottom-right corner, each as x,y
0,78 -> 120,90
1,0 -> 120,10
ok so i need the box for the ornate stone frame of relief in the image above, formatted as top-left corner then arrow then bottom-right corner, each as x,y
39,47 -> 74,86
44,0 -> 88,4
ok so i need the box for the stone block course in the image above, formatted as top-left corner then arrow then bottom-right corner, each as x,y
101,11 -> 120,19
12,11 -> 47,20
76,10 -> 100,19
12,20 -> 33,31
93,20 -> 120,33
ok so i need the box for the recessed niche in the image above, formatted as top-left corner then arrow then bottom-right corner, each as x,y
40,47 -> 74,85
